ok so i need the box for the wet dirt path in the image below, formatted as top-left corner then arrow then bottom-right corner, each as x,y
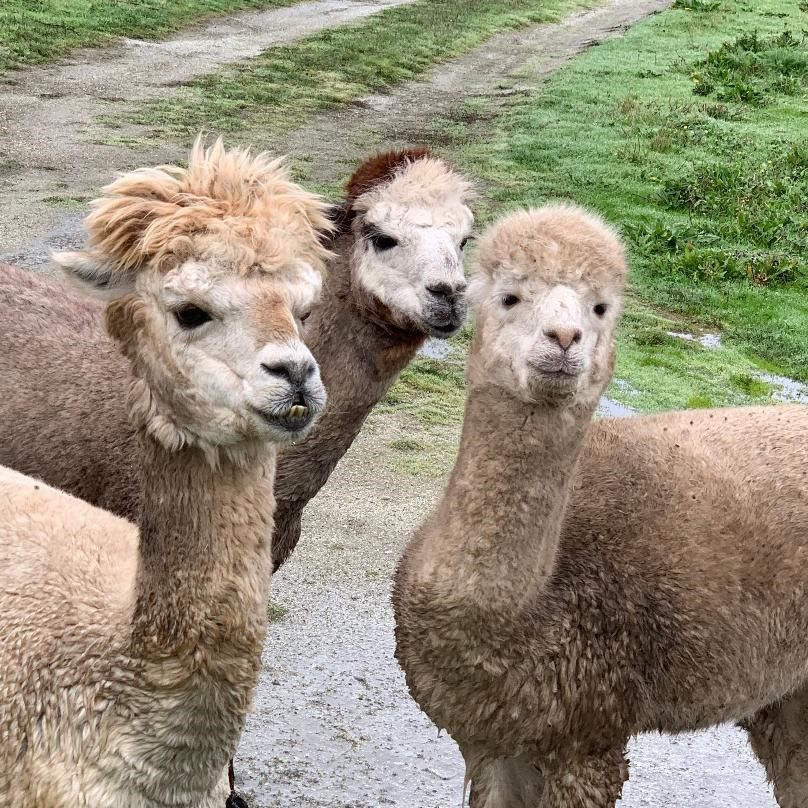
0,0 -> 416,257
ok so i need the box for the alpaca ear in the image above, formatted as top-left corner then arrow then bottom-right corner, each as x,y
52,250 -> 135,298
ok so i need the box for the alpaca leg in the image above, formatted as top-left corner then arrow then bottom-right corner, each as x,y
469,753 -> 544,808
742,687 -> 808,808
538,746 -> 629,808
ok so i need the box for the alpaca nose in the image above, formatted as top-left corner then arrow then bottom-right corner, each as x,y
261,358 -> 316,388
426,281 -> 466,302
544,327 -> 582,351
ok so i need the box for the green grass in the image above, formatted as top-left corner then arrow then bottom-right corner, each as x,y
266,599 -> 288,623
0,0 -> 297,73
383,0 -> 807,419
118,0 -> 604,138
442,0 -> 807,412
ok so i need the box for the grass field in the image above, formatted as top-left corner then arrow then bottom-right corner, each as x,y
117,0 -> 603,137
0,0 -> 296,72
384,0 -> 808,425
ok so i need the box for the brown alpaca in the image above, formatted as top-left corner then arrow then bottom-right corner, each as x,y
0,139 -> 332,806
0,148 -> 474,571
393,205 -> 808,807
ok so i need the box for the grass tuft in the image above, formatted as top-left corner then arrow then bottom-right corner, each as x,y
691,30 -> 808,105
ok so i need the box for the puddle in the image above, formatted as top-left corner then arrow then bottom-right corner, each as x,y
667,331 -> 722,350
417,338 -> 452,360
597,396 -> 637,418
614,378 -> 641,397
756,372 -> 808,405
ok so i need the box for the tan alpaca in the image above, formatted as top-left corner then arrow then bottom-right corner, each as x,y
0,139 -> 332,807
393,205 -> 808,808
0,148 -> 474,572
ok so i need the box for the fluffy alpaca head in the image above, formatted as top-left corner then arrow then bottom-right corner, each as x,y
468,204 -> 627,405
54,137 -> 333,459
345,148 -> 474,338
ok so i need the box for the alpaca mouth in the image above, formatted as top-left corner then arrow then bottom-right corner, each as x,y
254,401 -> 318,435
422,308 -> 466,338
533,366 -> 582,387
431,321 -> 460,336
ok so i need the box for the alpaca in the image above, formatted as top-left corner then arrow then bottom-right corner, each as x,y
0,148 -> 474,572
392,205 -> 808,808
0,139 -> 332,807
273,147 -> 473,568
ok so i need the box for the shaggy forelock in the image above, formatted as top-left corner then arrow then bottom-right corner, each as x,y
351,154 -> 475,217
81,136 -> 334,280
470,204 -> 627,304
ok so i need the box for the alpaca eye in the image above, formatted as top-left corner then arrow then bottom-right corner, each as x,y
369,232 -> 398,251
593,303 -> 607,317
502,294 -> 520,308
174,305 -> 212,329
299,310 -> 311,324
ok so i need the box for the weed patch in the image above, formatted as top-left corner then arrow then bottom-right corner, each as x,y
691,30 -> 808,105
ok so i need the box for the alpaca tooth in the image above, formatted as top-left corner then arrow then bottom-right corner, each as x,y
288,404 -> 308,418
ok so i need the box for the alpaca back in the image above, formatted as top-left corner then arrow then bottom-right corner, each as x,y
0,263 -> 140,519
557,405 -> 808,728
0,464 -> 138,803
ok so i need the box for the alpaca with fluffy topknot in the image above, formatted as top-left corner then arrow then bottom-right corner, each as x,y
0,138 -> 331,807
393,204 -> 808,807
0,147 -> 474,570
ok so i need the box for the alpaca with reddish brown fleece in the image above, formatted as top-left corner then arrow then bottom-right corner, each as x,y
393,205 -> 808,807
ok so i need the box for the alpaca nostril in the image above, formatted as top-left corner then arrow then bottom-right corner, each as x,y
261,360 -> 316,387
544,327 -> 582,351
261,362 -> 291,383
426,283 -> 454,301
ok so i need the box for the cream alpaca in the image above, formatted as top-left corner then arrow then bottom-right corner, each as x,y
393,205 -> 808,807
0,139 -> 331,807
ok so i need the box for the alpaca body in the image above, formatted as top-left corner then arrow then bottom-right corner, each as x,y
394,206 -> 808,806
396,405 -> 808,764
0,264 -> 135,516
0,453 -> 269,808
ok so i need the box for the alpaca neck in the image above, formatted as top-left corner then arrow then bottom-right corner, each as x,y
131,432 -> 275,657
273,231 -> 424,510
416,383 -> 596,608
